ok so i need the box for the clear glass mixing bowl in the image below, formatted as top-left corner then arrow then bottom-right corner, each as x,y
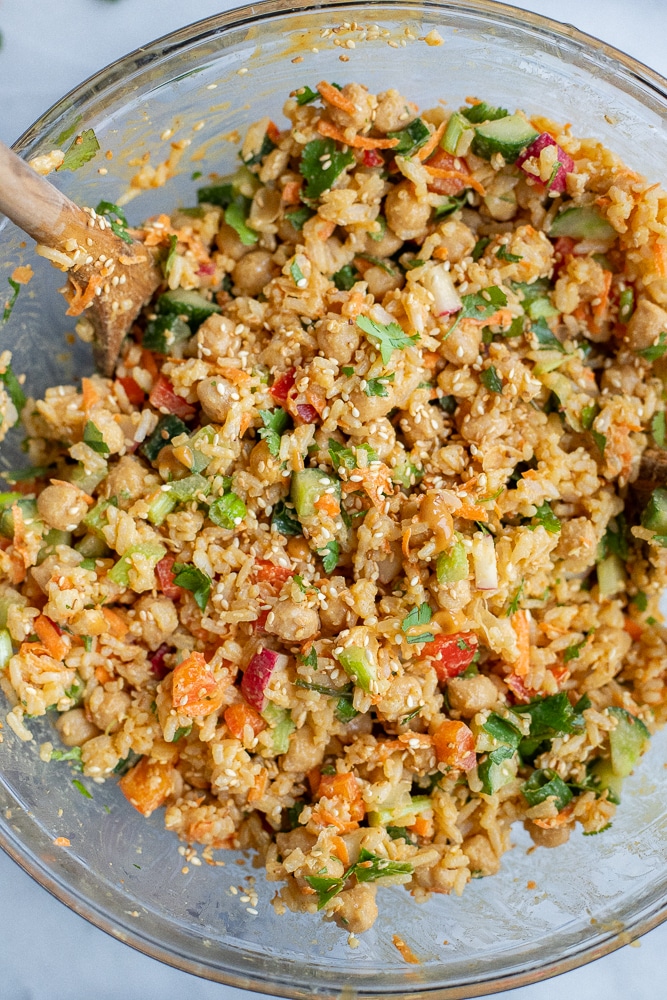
1,2 -> 666,996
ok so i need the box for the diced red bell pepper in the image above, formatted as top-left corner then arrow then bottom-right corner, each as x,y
254,560 -> 293,591
197,261 -> 217,277
117,376 -> 145,406
552,236 -> 577,276
270,369 -> 296,404
149,375 -> 196,420
155,554 -> 184,600
362,148 -> 384,168
295,403 -> 319,424
421,631 -> 478,683
433,719 -> 477,771
149,642 -> 172,679
252,608 -> 270,633
424,147 -> 469,196
505,672 -> 533,704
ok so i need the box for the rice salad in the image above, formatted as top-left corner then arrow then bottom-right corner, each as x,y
1,81 -> 667,934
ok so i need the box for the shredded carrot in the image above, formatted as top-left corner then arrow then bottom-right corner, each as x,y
307,766 -> 322,797
101,607 -> 129,640
591,270 -> 613,329
214,366 -> 251,385
308,216 -> 336,241
432,246 -> 449,261
316,118 -> 399,150
317,80 -> 357,116
330,835 -> 350,866
281,179 -> 302,205
422,349 -> 441,369
309,808 -> 359,834
248,768 -> 269,803
95,664 -> 113,685
140,348 -> 160,383
392,935 -> 420,964
423,164 -> 486,196
314,493 -> 341,517
409,815 -> 432,838
416,120 -> 447,161
456,501 -> 488,522
81,377 -> 99,415
65,276 -> 101,317
654,240 -> 667,279
624,616 -> 644,641
266,120 -> 281,144
533,804 -> 574,829
34,615 -> 68,661
512,610 -> 531,678
465,96 -> 483,106
342,463 -> 394,511
239,412 -> 252,437
402,526 -> 413,560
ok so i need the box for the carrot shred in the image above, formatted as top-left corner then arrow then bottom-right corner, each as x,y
81,377 -> 99,415
281,179 -> 302,205
624,616 -> 643,641
317,80 -> 357,116
423,164 -> 486,196
330,835 -> 350,866
34,615 -> 68,661
247,768 -> 269,803
533,804 -> 574,829
591,270 -> 613,329
512,610 -> 531,678
432,246 -> 449,261
409,814 -> 432,838
65,276 -> 102,317
416,120 -> 447,161
314,493 -> 341,517
140,348 -> 160,383
95,664 -> 113,685
266,120 -> 281,144
101,607 -> 129,640
307,766 -> 322,797
316,118 -> 399,150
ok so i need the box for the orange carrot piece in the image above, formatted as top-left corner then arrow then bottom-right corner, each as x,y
432,246 -> 449,261
119,757 -> 175,818
266,120 -> 281,144
95,664 -> 113,685
409,814 -> 432,838
416,120 -> 447,161
457,501 -> 488,522
317,80 -> 357,116
102,607 -> 129,640
432,719 -> 477,771
81,377 -> 99,414
624,616 -> 643,641
316,118 -> 399,150
591,270 -> 612,329
281,179 -> 302,205
224,702 -> 266,740
314,493 -> 341,517
330,835 -> 350,866
307,766 -> 322,797
34,615 -> 68,661
248,768 -> 269,803
172,650 -> 223,718
512,610 -> 531,678
318,771 -> 365,821
65,276 -> 101,317
140,348 -> 160,383
423,163 -> 486,196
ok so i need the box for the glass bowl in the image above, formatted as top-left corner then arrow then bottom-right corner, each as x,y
1,1 -> 667,996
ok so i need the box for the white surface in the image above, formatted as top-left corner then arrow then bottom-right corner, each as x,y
0,0 -> 666,997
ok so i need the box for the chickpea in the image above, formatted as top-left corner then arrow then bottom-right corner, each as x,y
329,83 -> 375,131
105,456 -> 157,504
196,313 -> 238,361
348,387 -> 395,423
232,250 -> 277,297
265,599 -> 320,641
447,675 -> 498,717
319,577 -> 357,635
349,417 -> 396,460
216,222 -> 252,260
316,316 -> 360,365
364,265 -> 404,299
361,227 -> 403,258
286,536 -> 311,561
374,89 -> 417,133
197,376 -> 234,423
384,180 -> 431,241
37,483 -> 89,532
437,219 -> 476,264
281,724 -> 324,772
55,708 -> 100,746
440,321 -> 482,366
332,884 -> 378,934
625,299 -> 667,352
525,819 -> 572,848
132,595 -> 179,649
88,687 -> 132,734
399,404 -> 447,448
247,439 -> 285,485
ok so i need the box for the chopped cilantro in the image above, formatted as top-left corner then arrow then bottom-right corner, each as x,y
433,193 -> 467,218
0,362 -> 26,413
58,129 -> 100,171
300,138 -> 355,199
304,848 -> 413,909
295,85 -> 319,105
285,206 -> 314,231
332,263 -> 359,291
580,402 -> 599,431
172,563 -> 211,611
599,515 -> 628,561
369,215 -> 387,242
483,713 -> 523,749
531,317 -> 565,352
480,366 -> 503,393
171,725 -> 193,743
364,373 -> 394,397
401,602 -> 432,632
563,637 -> 588,662
113,750 -> 142,776
632,591 -> 648,612
401,707 -> 422,725
521,768 -> 572,810
341,366 -> 354,377
638,332 -> 667,362
243,132 -> 276,167
447,285 -> 507,338
258,407 -> 290,457
531,501 -> 561,534
506,580 -> 524,617
471,237 -> 490,261
298,647 -> 318,669
225,197 -> 259,246
386,826 -> 416,843
290,260 -> 306,285
496,245 -> 522,262
50,747 -> 83,763
318,540 -> 340,573
592,430 -> 607,455
95,201 -> 133,245
437,395 -> 457,414
82,635 -> 93,652
83,421 -> 110,456
271,500 -> 302,536
72,778 -> 93,799
2,278 -> 20,324
356,315 -> 419,364
515,692 -> 583,744
387,118 -> 431,156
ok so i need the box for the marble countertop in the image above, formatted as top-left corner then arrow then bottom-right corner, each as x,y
1,1 -> 666,997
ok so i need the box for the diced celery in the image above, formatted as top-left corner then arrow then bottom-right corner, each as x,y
74,534 -> 110,559
337,645 -> 377,693
0,497 -> 39,538
478,750 -> 518,795
168,473 -> 210,502
608,707 -> 650,778
436,536 -> 468,583
147,490 -> 177,527
83,496 -> 118,539
0,628 -> 13,669
68,462 -> 107,495
108,542 -> 167,586
261,702 -> 296,755
187,425 -> 217,473
641,488 -> 667,534
290,469 -> 340,520
368,795 -> 432,828
36,529 -> 72,565
597,553 -> 625,599
441,112 -> 470,155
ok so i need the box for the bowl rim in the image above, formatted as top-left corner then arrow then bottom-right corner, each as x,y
3,0 -> 667,996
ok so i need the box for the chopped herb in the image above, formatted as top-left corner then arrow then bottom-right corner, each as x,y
433,193 -> 467,219
298,647 -> 318,669
318,540 -> 340,573
295,679 -> 353,700
356,252 -> 395,275
531,317 -> 565,353
531,501 -> 561,534
95,200 -> 133,245
638,332 -> 667,362
208,492 -> 247,530
386,826 -> 416,843
332,263 -> 359,290
243,132 -> 276,167
258,407 -> 290,457
599,515 -> 628,561
496,245 -> 522,262
483,713 -> 523,749
369,215 -> 387,242
515,692 -> 583,743
171,724 -> 193,743
580,402 -> 599,431
501,316 -> 525,339
335,697 -> 359,723
304,848 -> 413,909
191,171 -> 202,180
447,285 -> 508,338
356,315 -> 419,364
2,465 -> 51,482
632,591 -> 648,612
0,362 -> 26,413
83,421 -> 110,455
387,117 -> 431,156
300,138 -> 355,199
82,635 -> 93,652
50,747 -> 82,763
172,563 -> 212,611
328,439 -> 357,471
401,602 -> 432,632
271,500 -> 302,536
618,287 -> 634,322
295,85 -> 319,105
80,559 -> 96,571
401,707 -> 422,725
58,129 -> 100,171
225,197 -> 259,246
592,430 -> 607,455
563,637 -> 587,662
437,395 -> 457,414
285,206 -> 314,230
582,823 -> 613,836
113,749 -> 142,776
521,768 -> 572,810
163,234 -> 178,276
364,373 -> 395,397
480,366 -> 503,393
472,237 -> 490,261
341,366 -> 354,377
197,183 -> 234,208
72,778 -> 93,799
2,278 -> 20,324
290,260 -> 306,285
652,411 -> 666,448
506,580 -> 524,616
462,102 -> 508,124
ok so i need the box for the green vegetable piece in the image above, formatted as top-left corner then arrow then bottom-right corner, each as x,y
597,553 -> 625,598
271,500 -> 302,536
300,138 -> 355,199
496,245 -> 523,263
441,111 -> 471,155
140,414 -> 188,462
0,628 -> 13,669
356,314 -> 419,364
262,702 -> 295,754
50,746 -> 82,763
386,826 -> 416,843
478,746 -> 517,795
196,183 -> 235,208
258,407 -> 290,457
652,411 -> 666,448
482,713 -> 523,750
549,206 -> 616,241
171,724 -> 193,743
588,758 -> 623,804
95,201 -> 132,245
224,198 -> 260,246
332,263 -> 359,290
172,563 -> 212,611
142,314 -> 191,353
243,132 -> 276,167
433,194 -> 468,219
515,692 -> 582,742
471,114 -> 538,163
580,402 -> 599,431
618,287 -> 634,323
108,542 -> 167,587
641,488 -> 667,534
72,778 -> 93,799
157,288 -> 221,327
638,331 -> 667,362
387,117 -> 431,156
0,362 -> 26,413
337,645 -> 377,693
364,373 -> 394,397
354,847 -> 413,884
436,536 -> 468,583
563,637 -> 587,662
369,215 -> 387,242
167,474 -> 210,503
506,580 -> 524,616
462,102 -> 509,124
608,707 -> 650,778
285,206 -> 314,231
527,296 -> 558,320
83,421 -> 109,456
401,602 -> 432,633
208,492 -> 247,529
531,501 -> 561,534
113,749 -> 142,776
471,237 -> 490,262
82,496 -> 118,539
480,366 -> 503,393
290,468 -> 340,520
521,768 -> 573,810
290,260 -> 306,286
0,496 -> 38,539
318,540 -> 339,573
295,85 -> 319,105
58,129 -> 100,172
391,459 -> 423,489
2,278 -> 21,324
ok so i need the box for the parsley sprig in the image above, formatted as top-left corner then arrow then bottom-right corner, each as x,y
356,315 -> 419,364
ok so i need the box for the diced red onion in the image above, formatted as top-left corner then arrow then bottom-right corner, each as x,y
150,643 -> 171,679
516,133 -> 574,194
473,534 -> 498,591
296,403 -> 319,424
421,263 -> 462,317
197,261 -> 217,276
241,646 -> 289,710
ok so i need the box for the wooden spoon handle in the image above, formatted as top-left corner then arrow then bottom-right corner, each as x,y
0,141 -> 91,250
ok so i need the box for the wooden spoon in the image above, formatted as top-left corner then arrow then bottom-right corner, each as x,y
0,141 -> 162,376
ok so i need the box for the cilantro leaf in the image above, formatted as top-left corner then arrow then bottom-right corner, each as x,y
386,826 -> 416,843
354,847 -> 413,883
298,647 -> 318,669
563,637 -> 587,662
531,501 -> 561,533
521,768 -> 572,810
328,439 -> 356,471
387,118 -> 430,156
531,316 -> 565,352
95,200 -> 133,245
632,591 -> 648,612
171,724 -> 193,743
496,245 -> 522,262
83,421 -> 110,456
483,713 -> 523,750
355,253 -> 395,275
471,237 -> 490,261
401,602 -> 432,632
506,580 -> 524,617
318,540 -> 340,573
285,206 -> 314,231
0,362 -> 26,413
295,85 -> 319,105
304,875 -> 346,909
592,430 -> 607,455
332,263 -> 359,291
2,278 -> 20,324
369,215 -> 387,242
271,500 -> 302,536
480,366 -> 503,393
447,286 -> 508,338
172,563 -> 212,611
58,129 -> 100,171
258,407 -> 290,457
300,138 -> 355,199
599,515 -> 628,561
580,402 -> 599,431
197,183 -> 235,208
364,373 -> 394,397
638,332 -> 667,362
356,315 -> 419,364
225,197 -> 259,246
72,778 -> 93,799
514,692 -> 583,742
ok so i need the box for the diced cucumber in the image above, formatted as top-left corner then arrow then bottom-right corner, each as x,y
641,487 -> 667,534
597,553 -> 625,599
140,415 -> 189,462
157,288 -> 221,328
0,628 -> 13,669
168,473 -> 210,502
391,459 -> 423,489
608,707 -> 650,778
478,748 -> 517,795
261,702 -> 296,755
36,529 -> 72,565
527,297 -> 560,321
142,315 -> 191,353
0,497 -> 38,538
549,206 -> 616,241
290,469 -> 340,520
521,768 -> 572,810
441,112 -> 472,155
462,102 -> 509,124
538,370 -> 573,404
74,533 -> 110,559
589,758 -> 623,804
68,462 -> 108,495
436,536 -> 468,583
187,425 -> 217,473
108,542 -> 167,586
471,115 -> 539,163
82,496 -> 118,539
368,795 -> 431,827
336,645 -> 377,693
